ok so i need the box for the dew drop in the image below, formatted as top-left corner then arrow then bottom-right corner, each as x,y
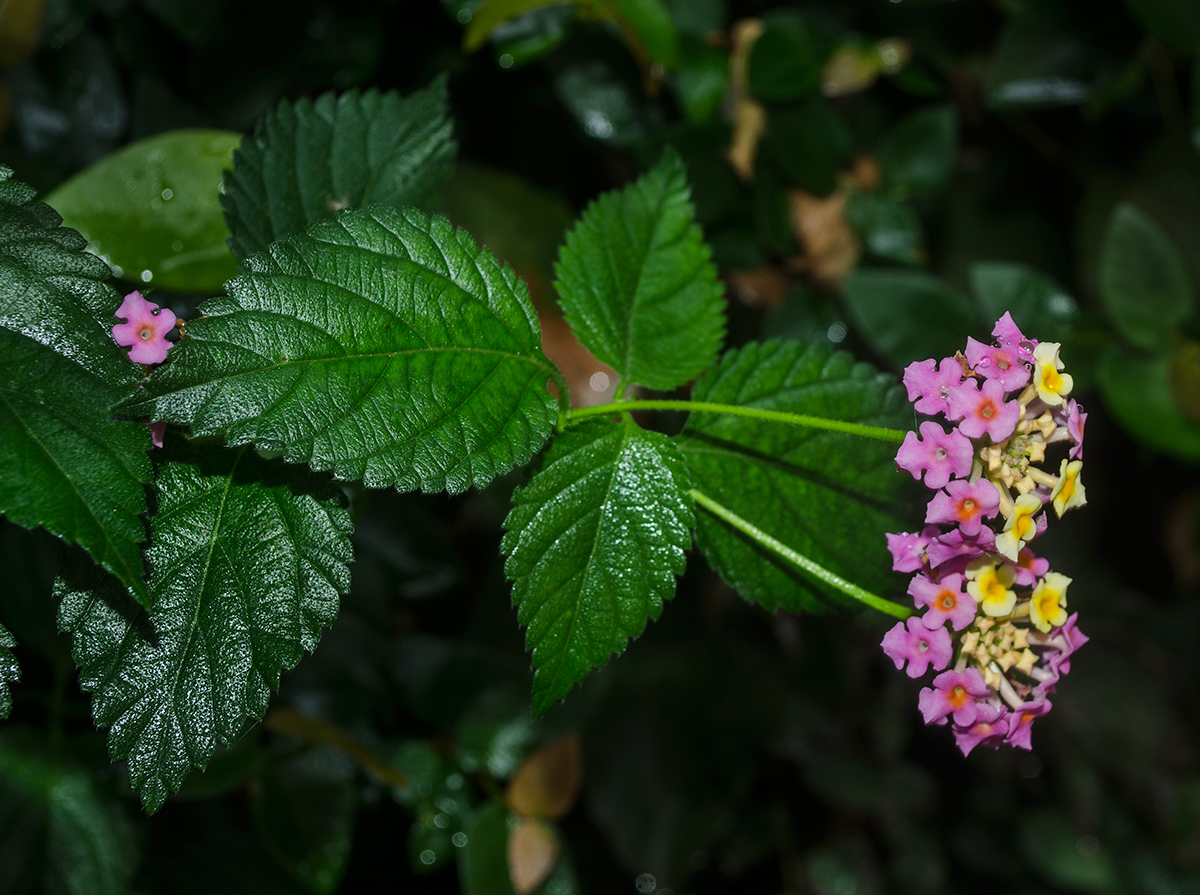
452,832 -> 468,847
141,270 -> 153,283
161,188 -> 173,200
171,240 -> 183,252
125,179 -> 137,192
498,53 -> 514,69
456,7 -> 472,22
419,849 -> 436,865
589,371 -> 610,392
636,874 -> 657,893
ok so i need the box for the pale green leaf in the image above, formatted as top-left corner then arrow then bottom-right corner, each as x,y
675,340 -> 909,612
0,167 -> 152,605
503,418 -> 693,715
1099,203 -> 1193,352
57,451 -> 352,812
222,83 -> 456,262
125,207 -> 560,494
554,149 -> 726,392
45,130 -> 241,293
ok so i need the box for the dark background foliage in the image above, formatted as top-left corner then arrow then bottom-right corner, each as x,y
2,0 -> 1200,892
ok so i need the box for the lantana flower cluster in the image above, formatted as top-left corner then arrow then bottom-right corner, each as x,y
882,313 -> 1088,755
112,290 -> 175,447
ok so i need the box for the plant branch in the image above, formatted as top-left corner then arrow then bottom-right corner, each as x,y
567,399 -> 907,442
689,488 -> 912,620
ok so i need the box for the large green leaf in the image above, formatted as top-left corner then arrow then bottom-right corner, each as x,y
125,207 -> 560,494
746,11 -> 823,103
675,340 -> 909,613
57,451 -> 352,812
0,734 -> 136,895
876,105 -> 957,198
45,129 -> 241,293
843,269 -> 978,367
503,418 -> 693,715
222,83 -> 456,262
0,625 -> 15,720
970,261 -> 1079,345
554,149 -> 725,393
1099,203 -> 1193,352
1098,347 -> 1200,460
0,168 -> 152,605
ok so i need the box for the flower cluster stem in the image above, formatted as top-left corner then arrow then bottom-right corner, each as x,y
565,400 -> 907,442
688,488 -> 913,620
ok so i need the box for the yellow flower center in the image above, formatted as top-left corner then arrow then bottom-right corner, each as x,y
1041,364 -> 1062,394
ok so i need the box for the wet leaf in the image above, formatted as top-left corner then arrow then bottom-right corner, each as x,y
46,129 -> 240,293
0,624 -> 15,719
126,207 -> 559,494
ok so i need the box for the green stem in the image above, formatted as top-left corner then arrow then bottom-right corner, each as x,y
689,488 -> 912,620
567,400 -> 907,442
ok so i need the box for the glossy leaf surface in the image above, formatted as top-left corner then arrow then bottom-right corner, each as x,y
222,83 -> 456,262
0,625 -> 15,719
127,207 -> 560,494
57,452 -> 352,811
503,418 -> 693,715
0,168 -> 151,604
554,149 -> 725,392
676,340 -> 908,612
45,129 -> 240,292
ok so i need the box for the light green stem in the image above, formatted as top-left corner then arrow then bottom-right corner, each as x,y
567,400 -> 907,442
689,488 -> 912,620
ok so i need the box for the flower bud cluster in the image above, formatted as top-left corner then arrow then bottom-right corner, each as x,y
881,313 -> 1088,755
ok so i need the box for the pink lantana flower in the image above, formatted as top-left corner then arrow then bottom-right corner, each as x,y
113,291 -> 176,365
1011,548 -> 1050,588
991,311 -> 1036,361
909,572 -> 976,631
1004,697 -> 1052,750
925,478 -> 1001,537
1065,399 -> 1086,460
902,357 -> 964,416
925,526 -> 996,570
946,378 -> 1020,442
880,617 -> 952,679
918,668 -> 990,726
953,703 -> 1010,756
885,527 -> 939,573
964,336 -> 1030,391
895,422 -> 974,490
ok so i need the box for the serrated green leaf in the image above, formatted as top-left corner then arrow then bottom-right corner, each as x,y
503,418 -> 693,715
222,83 -> 457,262
843,269 -> 978,367
554,149 -> 725,393
57,451 -> 352,812
675,340 -> 909,612
876,105 -> 957,198
0,734 -> 137,895
126,206 -> 559,494
44,129 -> 241,293
0,625 -> 16,720
0,166 -> 152,605
1099,203 -> 1194,352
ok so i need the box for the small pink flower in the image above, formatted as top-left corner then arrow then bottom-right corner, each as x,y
953,703 -> 1010,756
113,291 -> 176,365
1004,697 -> 1052,750
885,526 -> 939,573
925,526 -> 995,570
147,421 -> 167,449
895,422 -> 974,489
902,357 -> 963,416
925,479 -> 1000,537
909,572 -> 976,631
1065,399 -> 1086,460
1044,612 -> 1089,676
946,378 -> 1020,442
918,668 -> 990,726
880,617 -> 952,678
1011,548 -> 1049,588
964,336 -> 1030,391
991,311 -> 1036,361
